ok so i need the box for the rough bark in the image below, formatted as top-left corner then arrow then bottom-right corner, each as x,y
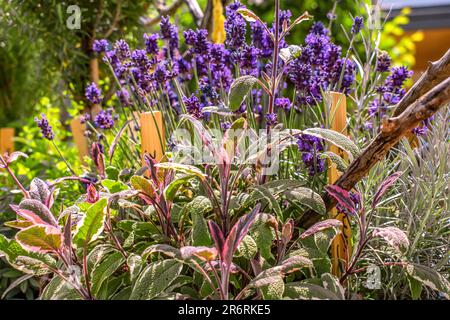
299,76 -> 450,229
393,49 -> 450,117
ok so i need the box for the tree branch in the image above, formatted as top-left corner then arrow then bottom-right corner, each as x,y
140,0 -> 184,26
298,76 -> 450,229
393,49 -> 450,117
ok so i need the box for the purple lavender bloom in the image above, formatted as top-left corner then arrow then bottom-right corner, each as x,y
144,33 -> 159,55
251,21 -> 273,58
80,113 -> 91,124
160,16 -> 179,51
386,66 -> 413,88
351,16 -> 364,34
184,29 -> 211,56
183,94 -> 203,119
35,114 -> 54,140
131,49 -> 151,72
152,61 -> 171,84
210,44 -> 230,65
327,12 -> 337,21
175,57 -> 192,81
265,113 -> 278,126
310,22 -> 329,36
376,51 -> 391,73
114,39 -> 131,61
224,1 -> 247,50
94,109 -> 115,129
85,82 -> 102,104
93,39 -> 109,53
297,134 -> 325,176
201,84 -> 219,102
412,126 -> 427,136
240,45 -> 261,76
337,58 -> 356,95
221,121 -> 232,130
278,10 -> 292,33
275,97 -> 292,111
116,88 -> 131,106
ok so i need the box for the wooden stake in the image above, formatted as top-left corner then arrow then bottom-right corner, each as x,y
140,111 -> 165,165
0,128 -> 15,154
70,117 -> 89,162
326,91 -> 352,276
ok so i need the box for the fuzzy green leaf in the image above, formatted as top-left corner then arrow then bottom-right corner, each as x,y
90,251 -> 126,297
284,187 -> 326,215
73,198 -> 107,248
130,259 -> 183,300
16,225 -> 62,254
406,263 -> 450,299
228,75 -> 260,111
303,128 -> 360,160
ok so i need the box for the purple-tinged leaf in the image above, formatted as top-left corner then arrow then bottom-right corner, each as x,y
208,220 -> 225,258
372,227 -> 409,253
18,199 -> 58,226
204,261 -> 239,274
281,255 -> 313,273
16,224 -> 63,254
372,171 -> 403,208
325,185 -> 357,216
300,219 -> 343,239
10,204 -> 47,226
180,246 -> 218,261
142,244 -> 181,260
222,204 -> 261,266
4,220 -> 33,230
4,151 -> 28,164
63,213 -> 72,250
86,184 -> 99,203
29,178 -> 50,206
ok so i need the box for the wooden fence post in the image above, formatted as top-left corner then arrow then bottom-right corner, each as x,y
140,111 -> 165,165
0,128 -> 15,154
70,117 -> 89,162
326,91 -> 352,276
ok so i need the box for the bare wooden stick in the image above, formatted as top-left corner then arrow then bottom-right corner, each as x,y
140,111 -> 165,165
0,128 -> 15,154
393,49 -> 450,117
326,92 -> 352,275
141,0 -> 184,26
299,76 -> 450,228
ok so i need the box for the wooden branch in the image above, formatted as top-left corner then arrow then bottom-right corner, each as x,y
393,49 -> 450,117
299,76 -> 450,229
104,0 -> 122,38
141,0 -> 184,26
185,0 -> 204,26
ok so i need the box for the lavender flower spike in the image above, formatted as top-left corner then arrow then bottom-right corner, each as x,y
85,82 -> 103,105
351,16 -> 363,34
35,114 -> 54,140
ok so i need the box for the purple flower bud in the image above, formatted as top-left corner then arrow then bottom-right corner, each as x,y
85,82 -> 102,104
183,94 -> 203,119
93,109 -> 115,129
114,39 -> 131,61
92,39 -> 110,53
351,16 -> 363,34
275,97 -> 292,111
144,33 -> 159,55
265,113 -> 278,126
116,88 -> 131,106
376,51 -> 391,73
35,114 -> 54,140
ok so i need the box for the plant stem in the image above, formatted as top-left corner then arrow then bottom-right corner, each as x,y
51,140 -> 76,176
0,155 -> 30,198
